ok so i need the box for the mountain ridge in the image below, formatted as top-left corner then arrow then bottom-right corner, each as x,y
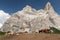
0,2 -> 60,33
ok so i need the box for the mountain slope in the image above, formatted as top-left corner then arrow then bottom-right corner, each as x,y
0,2 -> 60,33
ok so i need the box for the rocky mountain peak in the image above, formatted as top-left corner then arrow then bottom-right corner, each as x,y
23,5 -> 32,11
44,2 -> 54,11
23,5 -> 37,13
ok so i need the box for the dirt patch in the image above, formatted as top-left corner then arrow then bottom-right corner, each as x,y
1,33 -> 60,40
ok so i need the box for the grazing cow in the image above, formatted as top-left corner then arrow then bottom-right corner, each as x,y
39,29 -> 50,33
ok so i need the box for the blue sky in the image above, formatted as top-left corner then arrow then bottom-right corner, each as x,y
0,0 -> 60,15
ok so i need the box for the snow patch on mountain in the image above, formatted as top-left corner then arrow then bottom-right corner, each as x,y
0,10 -> 10,28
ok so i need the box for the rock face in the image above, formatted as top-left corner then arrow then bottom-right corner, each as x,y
0,2 -> 60,33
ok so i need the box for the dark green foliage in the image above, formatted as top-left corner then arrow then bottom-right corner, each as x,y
0,31 -> 6,35
50,27 -> 60,34
0,31 -> 6,38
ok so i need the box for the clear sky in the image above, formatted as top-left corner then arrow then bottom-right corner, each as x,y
0,0 -> 60,15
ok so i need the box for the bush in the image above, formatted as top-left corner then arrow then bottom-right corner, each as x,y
0,31 -> 6,35
50,27 -> 60,34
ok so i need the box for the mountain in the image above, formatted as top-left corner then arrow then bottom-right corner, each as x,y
0,2 -> 60,33
0,10 -> 10,28
44,2 -> 60,30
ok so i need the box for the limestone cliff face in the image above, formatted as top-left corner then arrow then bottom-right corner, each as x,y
1,2 -> 60,33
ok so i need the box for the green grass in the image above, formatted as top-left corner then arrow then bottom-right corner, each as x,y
0,31 -> 6,39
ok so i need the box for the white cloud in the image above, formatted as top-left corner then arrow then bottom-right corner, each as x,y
0,23 -> 2,28
0,10 -> 10,28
